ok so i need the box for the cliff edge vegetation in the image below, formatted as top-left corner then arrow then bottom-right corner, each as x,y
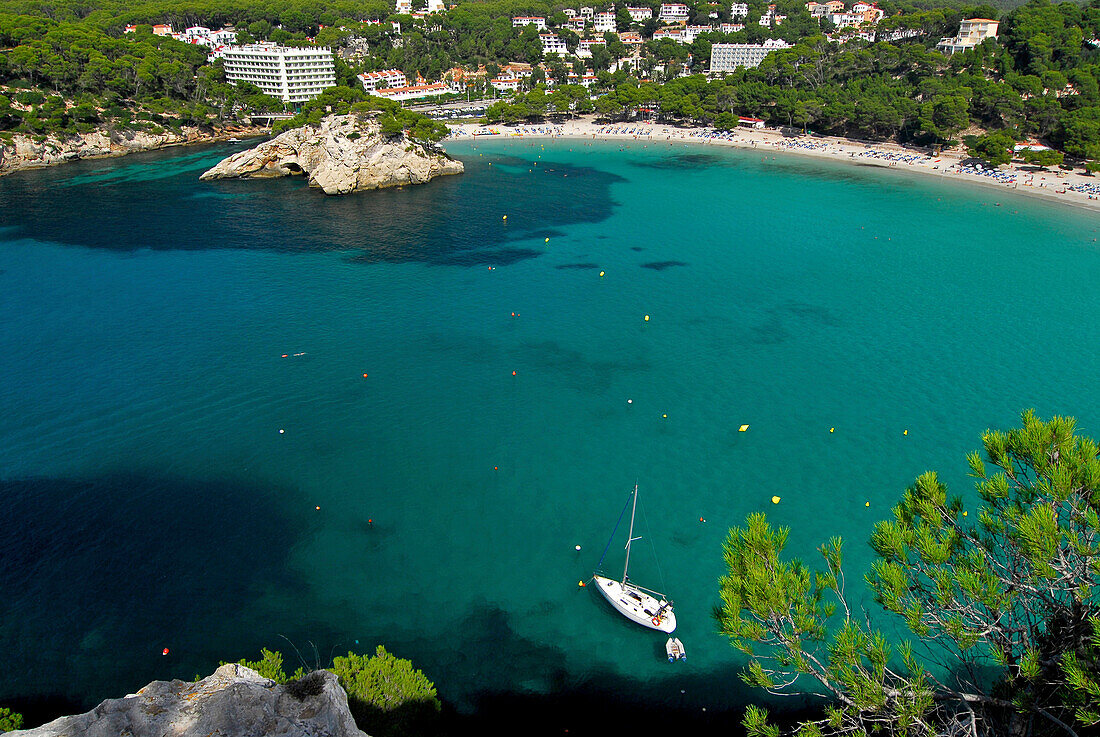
721,410 -> 1100,737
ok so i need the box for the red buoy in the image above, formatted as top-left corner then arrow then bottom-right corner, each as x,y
162,648 -> 170,656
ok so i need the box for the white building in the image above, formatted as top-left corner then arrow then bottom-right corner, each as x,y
395,0 -> 413,13
513,16 -> 548,30
490,70 -> 522,91
653,28 -> 686,42
221,44 -> 336,103
580,7 -> 595,19
358,68 -> 408,92
658,4 -> 690,23
937,18 -> 999,54
594,11 -> 617,32
627,7 -> 653,21
373,82 -> 450,101
730,3 -> 749,18
210,28 -> 237,44
425,0 -> 446,12
540,33 -> 569,55
565,16 -> 586,32
577,38 -> 606,57
719,23 -> 745,32
709,38 -> 791,71
685,25 -> 712,41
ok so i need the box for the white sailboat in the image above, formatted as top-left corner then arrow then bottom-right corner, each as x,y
593,484 -> 677,633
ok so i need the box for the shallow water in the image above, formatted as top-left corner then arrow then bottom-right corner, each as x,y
1,138 -> 1098,729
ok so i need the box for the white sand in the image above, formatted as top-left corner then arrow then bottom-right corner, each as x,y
446,116 -> 1100,213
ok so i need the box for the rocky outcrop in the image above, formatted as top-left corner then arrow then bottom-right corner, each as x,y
199,114 -> 464,194
11,664 -> 368,737
0,126 -> 260,176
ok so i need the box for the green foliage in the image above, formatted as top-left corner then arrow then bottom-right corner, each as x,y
0,707 -> 23,733
269,85 -> 447,141
723,410 -> 1100,736
965,129 -> 1016,166
0,0 -> 1098,158
743,704 -> 781,737
223,647 -> 305,684
329,646 -> 440,737
1022,147 -> 1064,168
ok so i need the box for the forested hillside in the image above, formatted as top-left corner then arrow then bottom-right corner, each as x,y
1,0 -> 1099,164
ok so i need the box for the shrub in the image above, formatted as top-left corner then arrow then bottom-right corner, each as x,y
285,670 -> 327,700
223,648 -> 303,684
329,646 -> 440,737
0,707 -> 23,732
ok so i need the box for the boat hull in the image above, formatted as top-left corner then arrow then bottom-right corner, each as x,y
593,575 -> 676,633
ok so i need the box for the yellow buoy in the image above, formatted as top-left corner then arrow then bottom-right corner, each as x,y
865,502 -> 870,507
577,580 -> 585,587
771,496 -> 781,504
903,429 -> 908,436
829,427 -> 834,433
963,511 -> 968,517
739,424 -> 749,432
545,237 -> 550,243
662,414 -> 667,418
644,315 -> 649,321
502,215 -> 507,220
599,271 -> 605,277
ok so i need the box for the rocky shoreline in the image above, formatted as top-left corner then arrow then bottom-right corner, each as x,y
10,663 -> 367,737
0,125 -> 269,176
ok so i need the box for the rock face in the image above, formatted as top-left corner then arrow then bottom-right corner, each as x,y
199,114 -> 463,194
0,126 -> 254,175
11,664 -> 368,737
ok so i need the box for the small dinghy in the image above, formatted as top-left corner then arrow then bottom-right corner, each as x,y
666,637 -> 686,662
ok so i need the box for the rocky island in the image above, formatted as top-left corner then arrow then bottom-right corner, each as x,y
200,114 -> 463,195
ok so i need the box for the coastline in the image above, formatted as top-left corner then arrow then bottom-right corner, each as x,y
0,126 -> 270,176
446,116 -> 1100,213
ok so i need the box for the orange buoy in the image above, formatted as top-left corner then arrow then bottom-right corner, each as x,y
362,373 -> 368,378
512,370 -> 517,376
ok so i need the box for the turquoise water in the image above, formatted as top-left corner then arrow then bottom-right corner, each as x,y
1,138 -> 1098,729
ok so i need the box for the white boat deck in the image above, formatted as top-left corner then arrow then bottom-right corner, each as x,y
593,575 -> 676,633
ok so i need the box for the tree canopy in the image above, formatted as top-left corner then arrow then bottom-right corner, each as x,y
720,410 -> 1100,737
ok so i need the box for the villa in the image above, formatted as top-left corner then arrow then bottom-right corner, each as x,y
937,18 -> 999,54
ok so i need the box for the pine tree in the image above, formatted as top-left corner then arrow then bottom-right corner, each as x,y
719,410 -> 1100,737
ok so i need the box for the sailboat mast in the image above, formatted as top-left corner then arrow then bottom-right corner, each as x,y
622,484 -> 639,584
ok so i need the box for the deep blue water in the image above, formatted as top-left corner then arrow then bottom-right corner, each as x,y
1,138 -> 1098,733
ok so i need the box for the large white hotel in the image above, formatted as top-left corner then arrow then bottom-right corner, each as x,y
709,38 -> 791,71
221,44 -> 336,103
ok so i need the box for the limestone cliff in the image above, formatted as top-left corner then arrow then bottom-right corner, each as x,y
11,664 -> 368,737
0,126 -> 259,176
199,114 -> 464,194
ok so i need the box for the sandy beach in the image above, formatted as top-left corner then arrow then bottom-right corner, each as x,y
448,116 -> 1100,213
